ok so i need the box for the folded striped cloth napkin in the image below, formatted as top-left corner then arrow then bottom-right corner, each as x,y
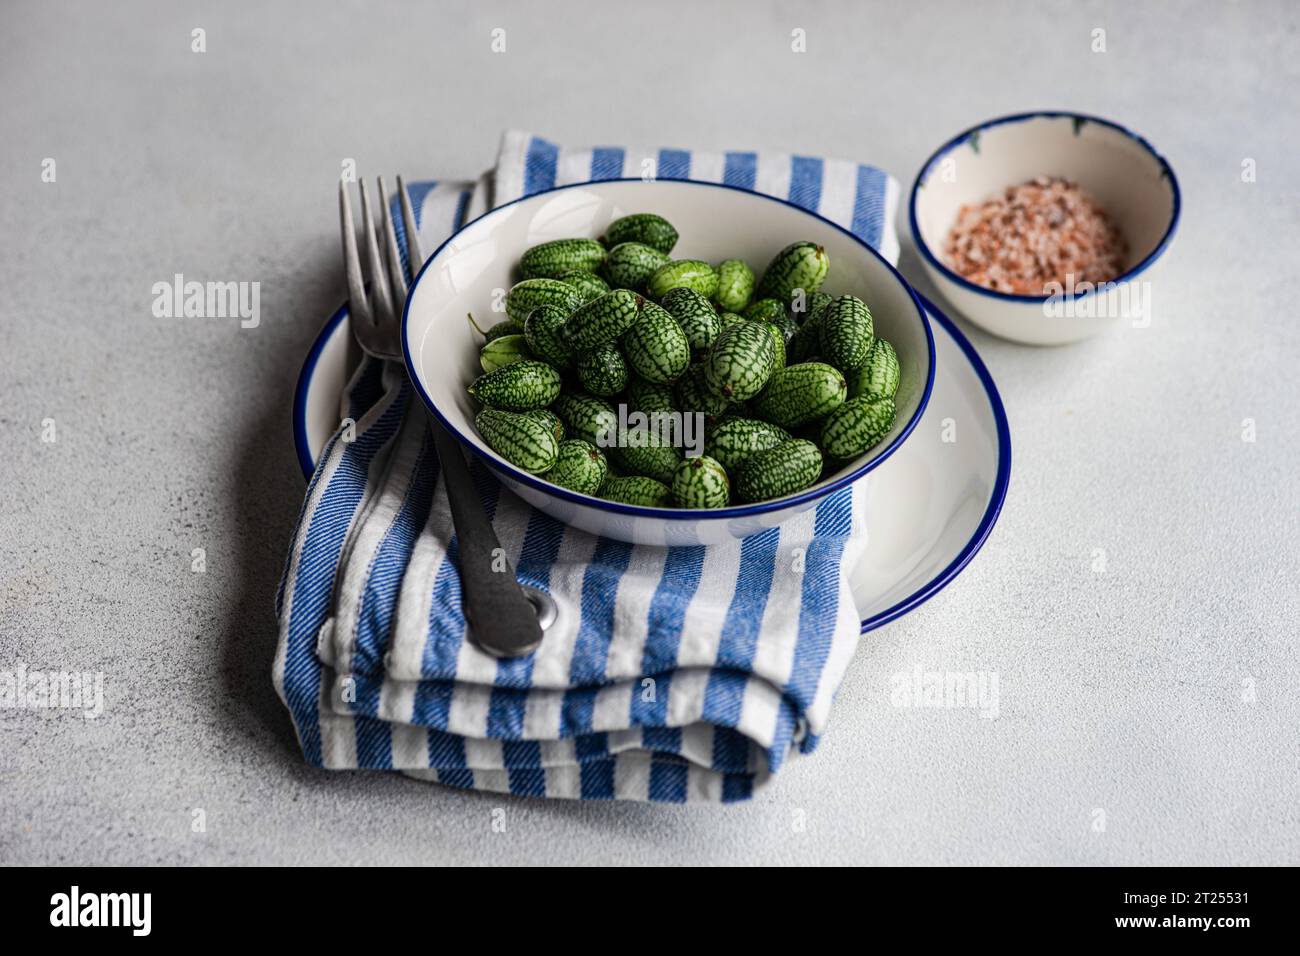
274,131 -> 899,802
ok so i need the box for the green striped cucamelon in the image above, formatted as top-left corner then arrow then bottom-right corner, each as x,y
563,289 -> 643,352
476,408 -> 559,473
602,242 -> 670,291
661,287 -> 723,356
847,338 -> 900,401
674,363 -> 732,419
751,361 -> 846,429
819,294 -> 874,372
520,238 -> 606,279
705,320 -> 776,401
742,297 -> 786,323
523,303 -> 574,369
522,408 -> 565,444
558,269 -> 611,304
627,376 -> 676,415
551,391 -> 617,447
671,456 -> 730,509
818,396 -> 896,459
543,439 -> 607,495
603,213 -> 678,255
576,344 -> 628,396
718,311 -> 745,328
610,427 -> 682,484
735,438 -> 823,503
600,475 -> 673,507
761,320 -> 787,372
789,289 -> 832,325
646,259 -> 719,301
505,278 -> 581,324
757,241 -> 829,304
467,360 -> 562,411
479,334 -> 533,372
714,259 -> 755,313
622,300 -> 690,384
704,417 -> 790,474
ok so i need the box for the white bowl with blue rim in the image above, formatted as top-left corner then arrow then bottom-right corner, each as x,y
401,179 -> 936,547
910,111 -> 1180,346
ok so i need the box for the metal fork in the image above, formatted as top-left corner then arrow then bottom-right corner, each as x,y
339,176 -> 547,658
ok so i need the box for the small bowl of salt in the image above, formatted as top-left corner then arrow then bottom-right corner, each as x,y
909,111 -> 1180,345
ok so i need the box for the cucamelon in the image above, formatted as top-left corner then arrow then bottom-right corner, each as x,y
734,439 -> 823,503
522,408 -> 565,445
819,294 -> 874,372
520,238 -> 606,279
742,298 -> 786,323
661,287 -> 723,356
468,360 -> 562,411
704,417 -> 790,474
705,320 -> 776,401
646,259 -> 719,300
671,456 -> 730,509
603,242 -> 670,291
576,344 -> 628,396
479,333 -> 533,372
714,259 -> 755,313
476,408 -> 559,473
551,391 -> 618,447
757,241 -> 829,303
558,269 -> 611,304
505,278 -> 581,324
818,396 -> 896,459
603,213 -> 678,255
847,338 -> 900,401
600,475 -> 673,508
621,300 -> 690,384
610,426 -> 682,484
523,303 -> 574,369
544,439 -> 607,495
563,289 -> 643,352
751,361 -> 846,429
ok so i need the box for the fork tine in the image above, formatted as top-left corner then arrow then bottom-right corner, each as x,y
358,178 -> 395,323
338,180 -> 371,325
397,175 -> 423,279
377,175 -> 408,297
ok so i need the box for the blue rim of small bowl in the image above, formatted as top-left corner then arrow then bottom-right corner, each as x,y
908,110 -> 1182,304
291,292 -> 1010,635
400,178 -> 938,523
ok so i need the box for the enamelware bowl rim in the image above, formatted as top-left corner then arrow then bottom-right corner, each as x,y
908,109 -> 1182,305
400,177 -> 937,523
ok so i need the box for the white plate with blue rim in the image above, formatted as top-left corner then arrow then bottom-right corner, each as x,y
292,293 -> 1010,634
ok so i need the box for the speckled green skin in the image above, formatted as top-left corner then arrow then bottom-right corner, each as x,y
600,475 -> 673,507
756,241 -> 829,303
768,312 -> 799,344
627,376 -> 676,415
718,311 -> 745,328
818,395 -> 896,459
704,417 -> 790,474
751,361 -> 846,429
544,439 -> 607,495
602,242 -> 670,291
622,300 -> 690,384
761,321 -> 787,372
791,290 -> 833,326
563,289 -> 643,352
603,214 -> 679,255
468,360 -> 562,411
520,238 -> 606,279
819,294 -> 874,372
558,270 -> 611,304
476,408 -> 560,473
523,303 -> 574,369
847,338 -> 900,400
551,392 -> 618,447
671,455 -> 730,508
714,259 -> 755,313
479,333 -> 534,372
576,344 -> 628,396
505,279 -> 581,324
646,259 -> 719,300
742,298 -> 786,323
705,320 -> 776,401
482,318 -> 523,342
610,427 -> 682,483
735,439 -> 822,503
522,409 -> 565,444
661,287 -> 723,356
674,363 -> 732,419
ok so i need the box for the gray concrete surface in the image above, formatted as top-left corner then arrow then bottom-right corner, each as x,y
2,0 -> 1297,866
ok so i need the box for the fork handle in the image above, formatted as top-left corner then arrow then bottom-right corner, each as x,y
427,414 -> 544,658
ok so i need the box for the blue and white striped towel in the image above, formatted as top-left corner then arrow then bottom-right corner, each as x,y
274,131 -> 899,802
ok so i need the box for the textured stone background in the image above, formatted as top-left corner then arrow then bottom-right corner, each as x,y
2,0 -> 1297,865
